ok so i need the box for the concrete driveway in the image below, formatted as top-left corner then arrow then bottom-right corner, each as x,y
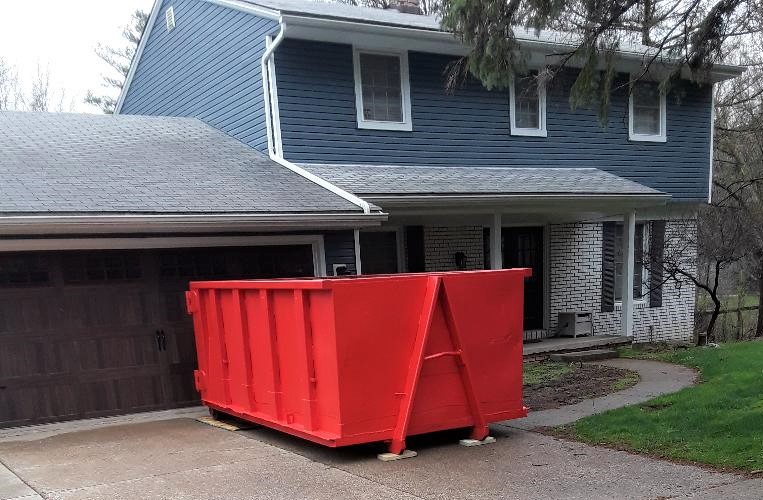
1,412 -> 762,500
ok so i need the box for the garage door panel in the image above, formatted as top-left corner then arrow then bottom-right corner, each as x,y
1,245 -> 316,428
0,294 -> 57,334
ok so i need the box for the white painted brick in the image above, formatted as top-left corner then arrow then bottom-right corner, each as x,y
548,219 -> 696,343
423,225 -> 485,272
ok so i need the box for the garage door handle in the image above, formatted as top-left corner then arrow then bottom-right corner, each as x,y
155,330 -> 168,352
0,386 -> 6,390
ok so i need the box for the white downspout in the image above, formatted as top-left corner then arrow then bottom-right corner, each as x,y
260,24 -> 372,214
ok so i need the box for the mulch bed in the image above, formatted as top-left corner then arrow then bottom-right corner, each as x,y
524,364 -> 639,411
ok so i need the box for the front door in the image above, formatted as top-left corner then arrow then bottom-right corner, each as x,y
502,227 -> 544,330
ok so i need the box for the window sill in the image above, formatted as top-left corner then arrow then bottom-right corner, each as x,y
357,120 -> 412,132
614,300 -> 647,311
629,133 -> 666,143
510,128 -> 547,138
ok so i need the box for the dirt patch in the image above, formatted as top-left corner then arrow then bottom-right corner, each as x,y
524,364 -> 640,411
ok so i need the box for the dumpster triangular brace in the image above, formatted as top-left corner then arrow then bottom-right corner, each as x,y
388,275 -> 489,456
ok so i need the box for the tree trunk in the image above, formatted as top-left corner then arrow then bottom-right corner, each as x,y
756,261 -> 763,337
706,296 -> 722,344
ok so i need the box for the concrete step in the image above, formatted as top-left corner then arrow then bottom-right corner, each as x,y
549,349 -> 619,362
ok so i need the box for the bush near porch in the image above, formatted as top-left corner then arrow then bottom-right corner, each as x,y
559,341 -> 763,472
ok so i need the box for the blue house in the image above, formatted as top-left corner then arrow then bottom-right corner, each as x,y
0,0 -> 741,426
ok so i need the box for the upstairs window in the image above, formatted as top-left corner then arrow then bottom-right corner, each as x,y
509,74 -> 547,137
353,49 -> 412,131
629,81 -> 666,142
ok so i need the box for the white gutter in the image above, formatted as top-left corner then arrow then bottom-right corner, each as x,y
260,23 -> 374,214
0,213 -> 386,235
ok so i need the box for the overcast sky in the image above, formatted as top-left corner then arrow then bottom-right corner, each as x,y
0,0 -> 155,113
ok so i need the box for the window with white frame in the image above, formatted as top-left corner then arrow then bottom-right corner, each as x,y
353,49 -> 412,131
629,81 -> 666,141
509,74 -> 546,137
614,223 -> 645,301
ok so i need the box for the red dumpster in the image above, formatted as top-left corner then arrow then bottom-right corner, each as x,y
186,269 -> 530,455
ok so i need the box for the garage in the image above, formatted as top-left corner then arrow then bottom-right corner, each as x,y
0,244 -> 316,428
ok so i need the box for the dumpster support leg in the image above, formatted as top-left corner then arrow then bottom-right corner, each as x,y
441,285 -> 490,442
388,276 -> 442,456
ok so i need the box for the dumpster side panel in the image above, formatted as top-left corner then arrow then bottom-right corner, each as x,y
192,286 -> 342,439
439,272 -> 526,418
331,278 -> 429,440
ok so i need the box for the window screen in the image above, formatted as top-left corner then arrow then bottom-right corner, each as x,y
513,76 -> 541,129
359,53 -> 403,123
614,224 -> 644,301
632,82 -> 662,136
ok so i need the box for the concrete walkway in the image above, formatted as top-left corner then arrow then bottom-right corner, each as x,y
2,358 -> 761,499
510,358 -> 698,429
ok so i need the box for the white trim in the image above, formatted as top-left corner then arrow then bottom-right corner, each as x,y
708,84 -> 716,203
114,0 -> 163,114
353,229 -> 363,275
628,81 -> 667,142
542,224 -> 550,331
281,14 -> 743,82
203,0 -> 281,20
509,76 -> 547,137
0,213 -> 385,235
0,235 -> 327,276
352,48 -> 413,131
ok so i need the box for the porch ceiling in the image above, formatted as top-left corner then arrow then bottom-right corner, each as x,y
301,164 -> 670,211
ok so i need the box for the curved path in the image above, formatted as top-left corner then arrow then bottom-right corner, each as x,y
507,357 -> 698,429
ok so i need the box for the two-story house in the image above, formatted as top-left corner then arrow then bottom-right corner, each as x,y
118,0 -> 742,342
0,0 -> 742,427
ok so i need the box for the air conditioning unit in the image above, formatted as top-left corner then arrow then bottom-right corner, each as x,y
557,311 -> 593,338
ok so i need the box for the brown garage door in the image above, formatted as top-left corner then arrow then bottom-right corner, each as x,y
0,245 -> 314,428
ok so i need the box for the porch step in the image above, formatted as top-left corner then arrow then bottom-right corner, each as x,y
549,349 -> 619,362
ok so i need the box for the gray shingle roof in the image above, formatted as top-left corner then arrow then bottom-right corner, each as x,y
301,163 -> 668,197
0,112 -> 363,215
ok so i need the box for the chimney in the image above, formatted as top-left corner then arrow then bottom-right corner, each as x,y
388,0 -> 422,15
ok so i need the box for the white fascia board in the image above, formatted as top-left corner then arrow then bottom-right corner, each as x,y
281,15 -> 743,82
0,213 -> 386,235
114,0 -> 163,114
203,0 -> 280,20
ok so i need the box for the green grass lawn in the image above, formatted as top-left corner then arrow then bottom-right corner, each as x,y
562,341 -> 763,471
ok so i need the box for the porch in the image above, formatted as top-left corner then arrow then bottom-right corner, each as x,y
303,163 -> 673,342
522,334 -> 633,358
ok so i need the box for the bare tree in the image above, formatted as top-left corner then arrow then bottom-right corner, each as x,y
27,65 -> 51,112
0,58 -> 23,110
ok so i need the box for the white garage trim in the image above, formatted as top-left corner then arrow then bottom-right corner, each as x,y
0,235 -> 327,277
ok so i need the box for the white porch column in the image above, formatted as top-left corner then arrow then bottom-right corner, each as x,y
490,213 -> 502,269
621,210 -> 636,337
354,229 -> 362,275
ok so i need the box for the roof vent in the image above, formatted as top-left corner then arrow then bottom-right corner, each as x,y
387,0 -> 422,15
165,6 -> 176,31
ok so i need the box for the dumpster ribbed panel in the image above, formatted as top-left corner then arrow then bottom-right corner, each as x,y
188,270 -> 530,451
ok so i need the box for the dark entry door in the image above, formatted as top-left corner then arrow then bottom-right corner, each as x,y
359,231 -> 399,274
0,245 -> 315,428
502,227 -> 544,330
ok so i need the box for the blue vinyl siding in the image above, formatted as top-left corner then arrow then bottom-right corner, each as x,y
275,39 -> 712,201
120,0 -> 277,153
324,231 -> 357,275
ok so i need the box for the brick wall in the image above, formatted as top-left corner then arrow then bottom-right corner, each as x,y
423,226 -> 485,272
548,219 -> 697,343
